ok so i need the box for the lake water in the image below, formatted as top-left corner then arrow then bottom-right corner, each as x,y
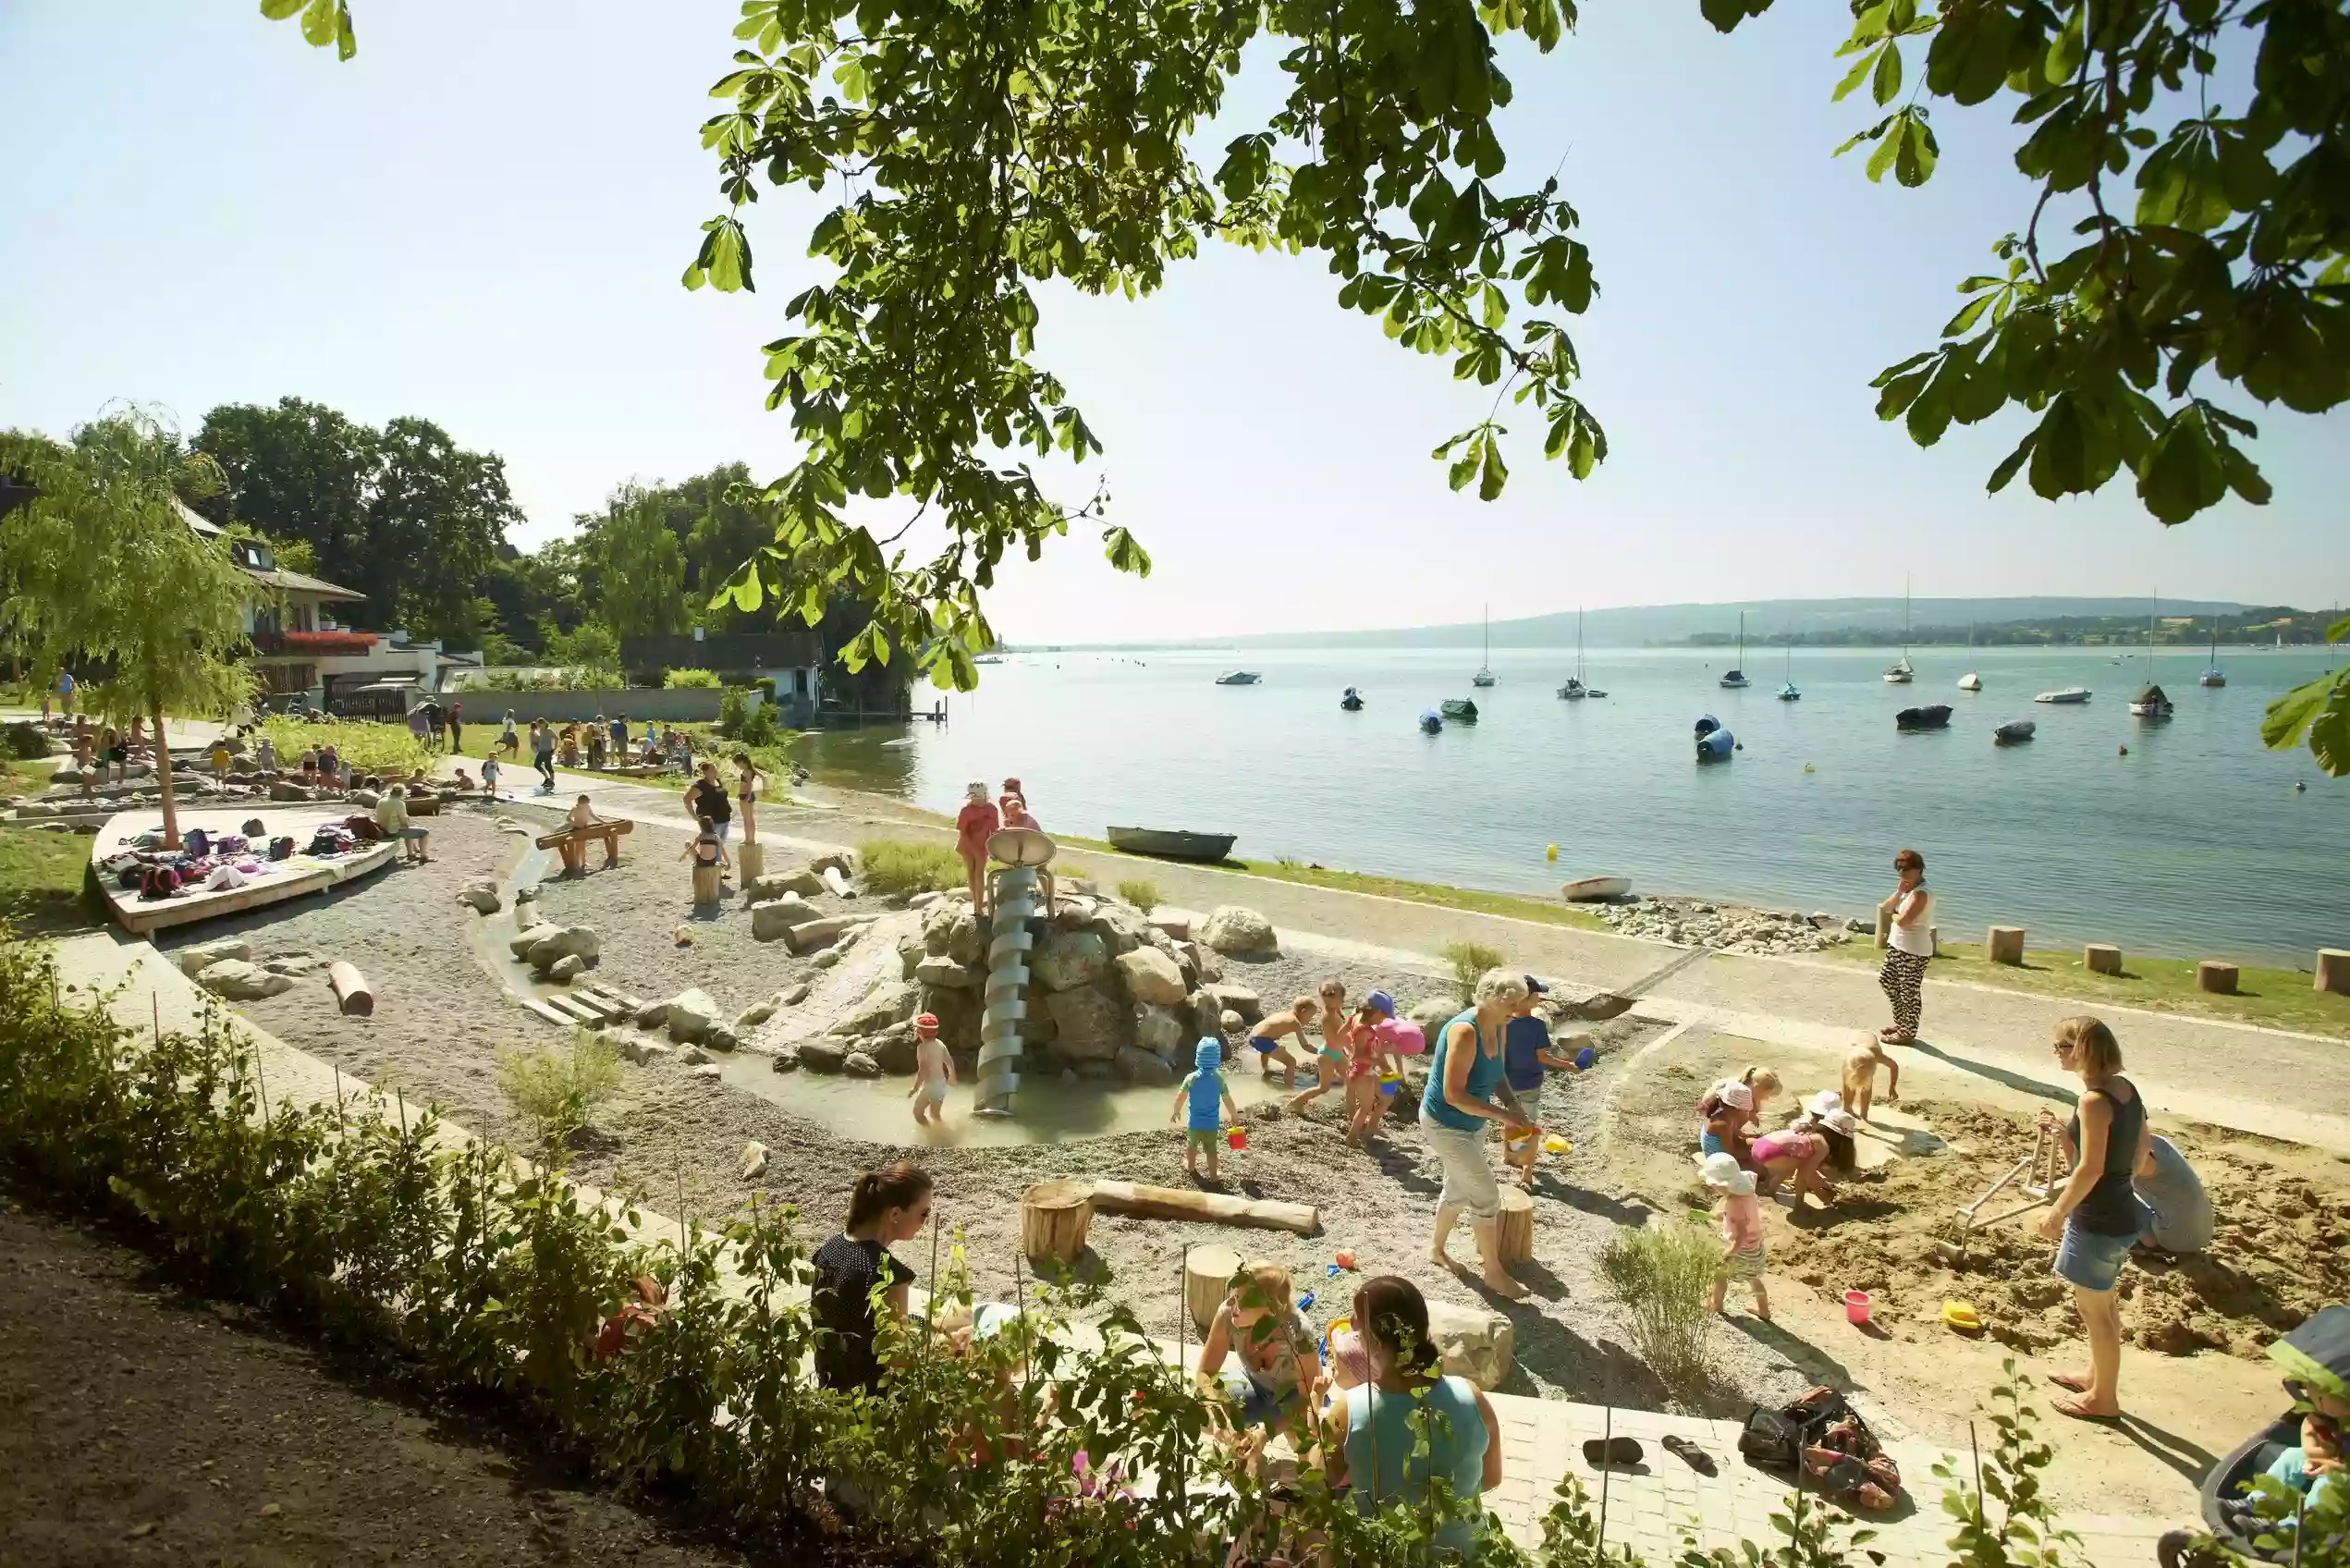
799,644 -> 2350,966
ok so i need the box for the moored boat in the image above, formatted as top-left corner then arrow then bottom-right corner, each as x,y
1895,704 -> 1952,731
1561,875 -> 1633,902
1557,677 -> 1585,701
1472,606 -> 1497,687
1694,714 -> 1733,762
1993,719 -> 2036,745
1957,672 -> 1982,692
1106,826 -> 1239,863
2035,687 -> 2092,704
2128,683 -> 2174,718
1418,709 -> 1443,734
1439,697 -> 1479,723
1214,669 -> 1261,686
1340,686 -> 1365,711
2200,625 -> 2226,687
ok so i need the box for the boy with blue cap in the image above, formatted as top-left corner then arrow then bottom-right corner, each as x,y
1171,1038 -> 1242,1183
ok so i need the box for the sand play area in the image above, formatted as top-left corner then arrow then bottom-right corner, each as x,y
145,795 -> 2350,1525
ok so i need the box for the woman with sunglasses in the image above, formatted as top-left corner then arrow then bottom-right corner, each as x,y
1875,849 -> 1933,1044
2035,1017 -> 2149,1421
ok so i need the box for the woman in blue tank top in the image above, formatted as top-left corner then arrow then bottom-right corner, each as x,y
2037,1015 -> 2148,1422
1420,969 -> 1537,1300
1321,1275 -> 1502,1559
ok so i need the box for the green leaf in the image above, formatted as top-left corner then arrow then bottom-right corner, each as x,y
335,4 -> 355,59
2045,4 -> 2085,83
1894,115 -> 1940,187
1986,431 -> 2036,493
1834,46 -> 1882,104
1871,43 -> 1903,107
1698,0 -> 1774,33
1941,293 -> 1993,338
2329,617 -> 2350,644
300,0 -> 337,47
259,0 -> 304,18
2308,678 -> 2350,778
1103,526 -> 1152,577
1867,124 -> 1903,183
2136,412 -> 2225,524
1477,433 -> 1510,500
2260,670 -> 2336,751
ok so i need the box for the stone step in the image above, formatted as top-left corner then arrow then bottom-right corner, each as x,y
540,994 -> 603,1025
520,998 -> 575,1029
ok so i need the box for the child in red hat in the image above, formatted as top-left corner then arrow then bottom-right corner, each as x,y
910,1011 -> 956,1127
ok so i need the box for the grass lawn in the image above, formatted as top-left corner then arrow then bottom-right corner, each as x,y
0,827 -> 101,936
1822,937 -> 2350,1040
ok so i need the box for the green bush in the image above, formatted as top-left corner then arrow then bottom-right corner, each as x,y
858,838 -> 963,897
4,721 -> 48,761
1440,938 -> 1505,1005
1116,878 -> 1162,912
261,717 -> 429,778
495,1030 -> 623,1141
664,667 -> 722,689
1597,1220 -> 1719,1392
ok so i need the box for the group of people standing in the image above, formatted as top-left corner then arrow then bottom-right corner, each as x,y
403,698 -> 463,753
953,776 -> 1046,916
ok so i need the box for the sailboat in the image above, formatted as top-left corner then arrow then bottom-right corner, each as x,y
1883,578 -> 1915,683
1719,612 -> 1751,688
1472,606 -> 1497,688
1776,635 -> 1800,700
1558,607 -> 1588,700
2129,591 -> 2173,718
2200,623 -> 2226,688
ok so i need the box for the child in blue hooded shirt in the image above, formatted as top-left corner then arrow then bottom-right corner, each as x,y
1172,1038 -> 1242,1182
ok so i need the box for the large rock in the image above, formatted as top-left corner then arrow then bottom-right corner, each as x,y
921,985 -> 983,1052
913,955 -> 979,989
1425,1298 -> 1515,1388
922,902 -> 984,966
1133,1002 -> 1185,1059
666,987 -> 721,1044
831,980 -> 918,1038
842,1050 -> 882,1079
786,914 -> 868,954
175,937 -> 251,977
1115,947 -> 1188,1007
634,998 -> 670,1030
195,959 -> 294,1001
508,923 -> 563,960
1089,904 -> 1154,956
267,779 -> 313,802
1031,929 -> 1109,993
810,849 -> 858,877
1184,988 -> 1223,1041
547,953 -> 585,984
750,866 -> 826,900
1206,983 -> 1263,1023
869,1028 -> 918,1075
1043,986 -> 1127,1062
751,893 -> 823,941
780,981 -> 812,1006
1117,1047 -> 1176,1087
799,1040 -> 849,1074
735,994 -> 782,1030
1408,996 -> 1459,1036
1199,905 -> 1279,957
704,1023 -> 740,1053
1151,908 -> 1199,941
618,1036 -> 672,1066
455,881 -> 501,914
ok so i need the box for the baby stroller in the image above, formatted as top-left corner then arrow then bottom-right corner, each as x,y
2198,1305 -> 2350,1559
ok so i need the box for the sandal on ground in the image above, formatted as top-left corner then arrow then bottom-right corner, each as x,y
1659,1435 -> 1716,1475
2047,1371 -> 2091,1393
1583,1437 -> 1644,1468
2050,1394 -> 2121,1423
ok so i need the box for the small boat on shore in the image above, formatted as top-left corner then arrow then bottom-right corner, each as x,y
1694,715 -> 1733,762
2129,683 -> 2174,718
1215,669 -> 1261,686
1340,686 -> 1365,711
1106,826 -> 1238,863
2036,687 -> 2092,704
1439,698 -> 1479,723
1994,719 -> 2037,745
1418,709 -> 1443,734
1957,672 -> 1982,692
1895,704 -> 1952,732
1561,875 -> 1633,902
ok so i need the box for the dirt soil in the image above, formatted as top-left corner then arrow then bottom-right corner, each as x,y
0,1183 -> 753,1568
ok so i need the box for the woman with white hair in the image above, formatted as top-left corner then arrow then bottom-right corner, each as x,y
1422,969 -> 1537,1299
953,779 -> 1000,916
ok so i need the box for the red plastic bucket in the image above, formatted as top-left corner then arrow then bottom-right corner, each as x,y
1843,1290 -> 1872,1325
1227,1126 -> 1247,1150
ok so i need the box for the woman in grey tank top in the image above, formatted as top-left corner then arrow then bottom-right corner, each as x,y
2037,1016 -> 2150,1422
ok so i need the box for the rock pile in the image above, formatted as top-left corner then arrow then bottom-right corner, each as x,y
508,922 -> 602,981
1595,898 -> 1848,956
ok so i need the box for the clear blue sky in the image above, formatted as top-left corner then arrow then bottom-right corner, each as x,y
3,1 -> 2342,642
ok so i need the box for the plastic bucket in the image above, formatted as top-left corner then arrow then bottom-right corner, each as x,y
1843,1290 -> 1872,1325
1227,1126 -> 1247,1150
1377,1072 -> 1401,1098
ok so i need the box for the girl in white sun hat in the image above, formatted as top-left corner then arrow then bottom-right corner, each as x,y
1699,1151 -> 1770,1320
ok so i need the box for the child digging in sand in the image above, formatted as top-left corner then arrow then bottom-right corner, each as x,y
1842,1041 -> 1900,1121
1700,1151 -> 1770,1320
910,1012 -> 955,1127
1288,979 -> 1352,1114
1248,996 -> 1317,1089
1173,1038 -> 1242,1183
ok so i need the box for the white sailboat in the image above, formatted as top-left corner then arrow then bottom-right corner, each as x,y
1776,634 -> 1800,700
2200,623 -> 2226,687
1883,577 -> 1915,683
2129,591 -> 2173,718
1472,606 -> 1497,687
1558,606 -> 1590,699
1719,612 -> 1751,688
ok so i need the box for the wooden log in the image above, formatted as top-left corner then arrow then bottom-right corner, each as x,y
1020,1178 -> 1094,1267
328,961 -> 373,1017
1495,1186 -> 1534,1266
2319,949 -> 2350,997
1185,1243 -> 1243,1333
1083,1179 -> 1321,1236
692,864 -> 722,906
2084,943 -> 2123,975
2196,960 -> 2239,996
737,841 -> 765,888
1987,925 -> 2026,965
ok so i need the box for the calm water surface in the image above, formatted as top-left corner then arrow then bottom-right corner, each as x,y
800,645 -> 2349,965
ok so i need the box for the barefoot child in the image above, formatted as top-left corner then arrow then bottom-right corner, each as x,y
680,814 -> 728,905
481,751 -> 500,799
1172,1038 -> 1241,1183
1842,1041 -> 1900,1121
1194,1263 -> 1323,1449
1248,997 -> 1317,1090
910,1012 -> 955,1126
1500,979 -> 1591,1187
1288,980 -> 1352,1113
1701,1151 -> 1770,1320
1344,991 -> 1405,1143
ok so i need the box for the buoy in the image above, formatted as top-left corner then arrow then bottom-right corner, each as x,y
2297,781 -> 2307,792
2119,744 -> 2129,756
1803,763 -> 1815,773
1546,843 -> 1558,862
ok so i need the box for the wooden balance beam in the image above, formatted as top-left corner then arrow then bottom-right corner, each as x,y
536,818 -> 632,874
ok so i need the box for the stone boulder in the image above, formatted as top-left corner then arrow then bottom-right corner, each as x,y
508,923 -> 563,960
780,981 -> 811,1007
527,925 -> 600,972
913,955 -> 979,989
799,1040 -> 848,1074
812,947 -> 845,970
1133,1003 -> 1184,1059
1043,986 -> 1127,1063
922,902 -> 984,966
1090,903 -> 1157,956
831,980 -> 918,1038
810,849 -> 858,877
1199,905 -> 1279,957
751,893 -> 823,942
1150,908 -> 1199,941
618,1036 -> 672,1066
633,998 -> 670,1030
740,1142 -> 769,1181
1115,947 -> 1188,1007
1220,1010 -> 1243,1034
1425,1298 -> 1515,1388
868,1027 -> 918,1075
921,986 -> 983,1052
454,881 -> 501,914
704,1023 -> 741,1053
734,994 -> 785,1030
907,890 -> 945,911
771,1046 -> 802,1072
175,937 -> 251,977
1206,983 -> 1263,1023
547,953 -> 585,984
750,866 -> 826,900
1031,929 -> 1109,993
267,779 -> 313,802
843,1050 -> 882,1079
195,959 -> 294,1001
665,987 -> 721,1044
786,914 -> 869,955
1117,1047 -> 1176,1087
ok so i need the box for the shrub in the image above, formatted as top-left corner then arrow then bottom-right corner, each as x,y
858,838 -> 963,897
664,668 -> 722,689
495,1030 -> 622,1141
716,686 -> 752,737
1440,938 -> 1505,1004
1597,1219 -> 1718,1391
4,721 -> 47,761
1117,878 -> 1162,912
261,717 -> 429,778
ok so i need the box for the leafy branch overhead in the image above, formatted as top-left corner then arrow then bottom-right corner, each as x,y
2262,615 -> 2350,778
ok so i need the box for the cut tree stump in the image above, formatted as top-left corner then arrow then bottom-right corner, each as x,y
1020,1178 -> 1094,1268
1987,926 -> 2026,966
2319,949 -> 2349,997
1185,1243 -> 1243,1333
2196,961 -> 2239,996
2084,943 -> 2124,975
328,962 -> 373,1017
1496,1187 -> 1534,1266
737,841 -> 765,888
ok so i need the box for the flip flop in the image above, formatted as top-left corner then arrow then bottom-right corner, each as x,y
2047,1371 -> 2092,1393
1582,1437 -> 1644,1467
2050,1394 -> 2121,1424
1659,1435 -> 1716,1475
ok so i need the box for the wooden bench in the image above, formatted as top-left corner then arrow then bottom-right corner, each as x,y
537,818 -> 632,874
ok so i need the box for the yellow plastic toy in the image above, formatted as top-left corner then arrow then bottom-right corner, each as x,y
1941,1299 -> 1985,1334
1543,1134 -> 1571,1156
1546,843 -> 1559,862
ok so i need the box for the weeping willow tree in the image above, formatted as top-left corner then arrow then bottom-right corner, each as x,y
0,411 -> 259,850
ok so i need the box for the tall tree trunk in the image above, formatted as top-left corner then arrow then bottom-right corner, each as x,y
153,703 -> 180,851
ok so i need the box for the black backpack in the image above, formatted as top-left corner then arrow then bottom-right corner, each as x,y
1738,1385 -> 1871,1472
268,836 -> 296,862
138,864 -> 181,901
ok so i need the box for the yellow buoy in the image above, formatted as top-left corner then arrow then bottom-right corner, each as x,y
1803,763 -> 1815,773
1546,843 -> 1558,862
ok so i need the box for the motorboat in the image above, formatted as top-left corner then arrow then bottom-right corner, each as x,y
2035,687 -> 2092,704
1214,669 -> 1262,686
1694,714 -> 1734,762
1561,875 -> 1633,902
1472,606 -> 1498,687
1106,826 -> 1238,863
1418,709 -> 1443,734
1439,697 -> 1479,723
974,654 -> 1006,666
1340,686 -> 1365,711
2129,683 -> 2174,718
1895,704 -> 1952,731
2200,625 -> 2226,687
1993,719 -> 2037,745
1957,672 -> 1982,692
1719,611 -> 1750,688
